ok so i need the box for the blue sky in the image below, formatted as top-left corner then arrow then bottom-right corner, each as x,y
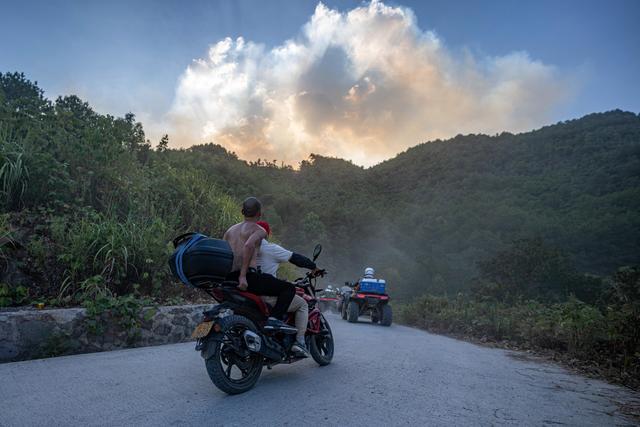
1,0 -> 639,162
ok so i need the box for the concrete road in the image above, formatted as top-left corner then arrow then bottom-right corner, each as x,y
0,313 -> 638,426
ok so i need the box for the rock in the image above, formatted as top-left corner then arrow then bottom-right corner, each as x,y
153,323 -> 172,337
173,315 -> 190,327
0,304 -> 210,363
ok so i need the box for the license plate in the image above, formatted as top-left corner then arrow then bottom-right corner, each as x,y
191,321 -> 214,339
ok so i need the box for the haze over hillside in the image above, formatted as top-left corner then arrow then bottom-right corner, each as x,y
0,72 -> 638,301
190,110 -> 640,298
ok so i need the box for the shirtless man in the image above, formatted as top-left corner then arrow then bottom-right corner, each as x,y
223,197 -> 296,331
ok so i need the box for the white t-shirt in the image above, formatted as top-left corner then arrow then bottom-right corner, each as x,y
257,240 -> 293,276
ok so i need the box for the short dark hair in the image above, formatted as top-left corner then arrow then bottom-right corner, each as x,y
241,197 -> 262,218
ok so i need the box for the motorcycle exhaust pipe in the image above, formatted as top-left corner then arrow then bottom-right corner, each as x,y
243,330 -> 285,361
242,330 -> 262,352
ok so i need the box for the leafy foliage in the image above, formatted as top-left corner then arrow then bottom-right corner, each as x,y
0,283 -> 28,306
0,72 -> 638,305
397,268 -> 640,388
474,239 -> 604,304
0,71 -> 637,386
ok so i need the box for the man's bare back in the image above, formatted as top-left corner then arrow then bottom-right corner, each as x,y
224,221 -> 265,272
220,197 -> 296,328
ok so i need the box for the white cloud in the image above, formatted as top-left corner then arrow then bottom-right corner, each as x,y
164,0 -> 569,166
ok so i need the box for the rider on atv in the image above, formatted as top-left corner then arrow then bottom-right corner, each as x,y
256,220 -> 319,358
343,266 -> 392,325
352,267 -> 376,292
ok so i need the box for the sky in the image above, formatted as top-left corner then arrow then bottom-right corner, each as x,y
1,0 -> 639,166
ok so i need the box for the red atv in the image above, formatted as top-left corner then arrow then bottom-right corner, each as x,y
340,280 -> 392,326
317,286 -> 339,313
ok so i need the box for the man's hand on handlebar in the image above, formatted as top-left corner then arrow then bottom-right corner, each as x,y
309,268 -> 326,278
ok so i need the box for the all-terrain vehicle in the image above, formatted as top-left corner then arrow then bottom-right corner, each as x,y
317,285 -> 339,313
340,279 -> 392,326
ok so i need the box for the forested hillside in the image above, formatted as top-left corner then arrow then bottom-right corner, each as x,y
1,72 -> 639,303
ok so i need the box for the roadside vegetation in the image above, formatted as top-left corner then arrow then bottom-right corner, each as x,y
1,72 -> 638,386
398,244 -> 640,389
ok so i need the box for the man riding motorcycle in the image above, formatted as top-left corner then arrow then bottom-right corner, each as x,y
256,220 -> 318,358
222,197 -> 296,332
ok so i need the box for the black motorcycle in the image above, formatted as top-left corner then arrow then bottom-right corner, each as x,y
172,237 -> 334,395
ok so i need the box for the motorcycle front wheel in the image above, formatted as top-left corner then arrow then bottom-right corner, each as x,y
309,314 -> 334,366
205,315 -> 263,395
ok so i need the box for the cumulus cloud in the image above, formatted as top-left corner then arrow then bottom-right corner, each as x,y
166,0 -> 569,166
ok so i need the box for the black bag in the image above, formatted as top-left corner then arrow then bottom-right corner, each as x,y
169,233 -> 234,287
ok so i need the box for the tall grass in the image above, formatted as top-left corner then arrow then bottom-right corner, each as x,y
53,212 -> 172,296
0,213 -> 13,266
0,132 -> 29,210
162,168 -> 242,235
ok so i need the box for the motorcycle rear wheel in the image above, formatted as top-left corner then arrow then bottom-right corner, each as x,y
309,314 -> 334,366
205,315 -> 263,395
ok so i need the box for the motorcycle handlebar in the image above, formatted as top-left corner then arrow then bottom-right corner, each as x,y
308,268 -> 327,278
294,268 -> 327,287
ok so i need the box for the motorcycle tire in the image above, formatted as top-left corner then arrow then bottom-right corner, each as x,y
204,315 -> 263,395
341,302 -> 347,320
381,304 -> 393,326
309,314 -> 334,366
347,301 -> 359,323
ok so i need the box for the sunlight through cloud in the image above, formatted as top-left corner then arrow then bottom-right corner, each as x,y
166,0 -> 569,166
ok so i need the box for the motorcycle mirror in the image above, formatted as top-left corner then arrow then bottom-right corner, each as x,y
312,243 -> 322,261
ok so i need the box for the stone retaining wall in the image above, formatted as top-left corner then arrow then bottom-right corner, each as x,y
0,304 -> 212,363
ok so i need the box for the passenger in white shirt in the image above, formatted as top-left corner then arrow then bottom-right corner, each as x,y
257,240 -> 293,276
256,221 -> 318,358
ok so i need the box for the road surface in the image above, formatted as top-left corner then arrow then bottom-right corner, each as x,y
0,313 -> 638,426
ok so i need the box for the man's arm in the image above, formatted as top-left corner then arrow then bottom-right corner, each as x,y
238,226 -> 267,290
269,242 -> 316,270
289,252 -> 316,270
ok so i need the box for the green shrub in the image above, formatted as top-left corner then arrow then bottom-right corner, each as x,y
0,136 -> 29,211
52,211 -> 173,296
0,283 -> 29,307
83,293 -> 153,342
557,297 -> 606,355
0,213 -> 12,263
397,287 -> 639,388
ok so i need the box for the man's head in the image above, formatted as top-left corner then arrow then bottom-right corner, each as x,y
257,220 -> 271,236
241,197 -> 262,219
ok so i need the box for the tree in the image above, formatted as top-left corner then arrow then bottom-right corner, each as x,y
157,134 -> 169,152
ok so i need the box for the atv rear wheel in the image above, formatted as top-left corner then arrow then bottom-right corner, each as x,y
347,301 -> 359,323
370,308 -> 380,324
309,314 -> 334,366
204,315 -> 263,395
381,304 -> 393,326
